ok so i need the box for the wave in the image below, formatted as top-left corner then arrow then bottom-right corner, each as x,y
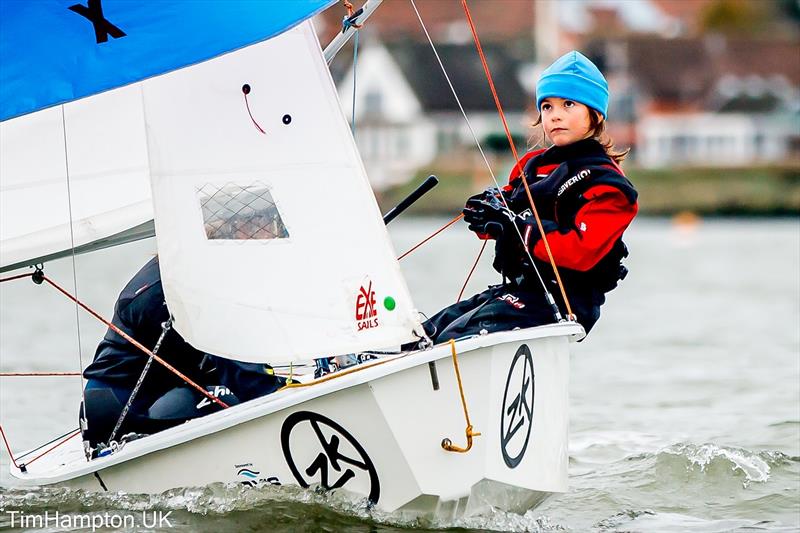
0,483 -> 566,532
0,443 -> 795,532
595,509 -> 798,532
655,442 -> 795,486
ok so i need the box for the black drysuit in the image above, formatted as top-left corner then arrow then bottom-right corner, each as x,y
82,257 -> 283,444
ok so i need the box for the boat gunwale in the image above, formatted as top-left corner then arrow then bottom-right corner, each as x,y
9,322 -> 584,485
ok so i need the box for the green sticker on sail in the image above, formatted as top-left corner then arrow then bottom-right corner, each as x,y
383,296 -> 396,311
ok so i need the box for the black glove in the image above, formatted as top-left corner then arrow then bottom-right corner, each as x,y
493,217 -> 560,278
466,187 -> 499,204
463,193 -> 515,239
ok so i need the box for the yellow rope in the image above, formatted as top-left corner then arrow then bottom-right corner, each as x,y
441,339 -> 480,453
275,341 -> 480,453
276,353 -> 409,391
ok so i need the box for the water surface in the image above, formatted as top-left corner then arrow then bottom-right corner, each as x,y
1,217 -> 798,532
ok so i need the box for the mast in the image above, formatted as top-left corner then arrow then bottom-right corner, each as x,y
323,0 -> 383,64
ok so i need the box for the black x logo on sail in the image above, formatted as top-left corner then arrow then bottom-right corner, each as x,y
69,0 -> 126,44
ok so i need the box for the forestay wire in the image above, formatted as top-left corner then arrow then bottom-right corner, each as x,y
408,0 -> 564,319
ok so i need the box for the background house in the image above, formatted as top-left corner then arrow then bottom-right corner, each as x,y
585,35 -> 800,167
315,0 -> 799,214
335,38 -> 530,187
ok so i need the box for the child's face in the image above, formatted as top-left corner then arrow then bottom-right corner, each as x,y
540,97 -> 595,146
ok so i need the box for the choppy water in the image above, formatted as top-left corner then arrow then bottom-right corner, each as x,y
1,217 -> 798,532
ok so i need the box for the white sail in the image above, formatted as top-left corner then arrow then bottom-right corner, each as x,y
141,21 -> 422,363
0,86 -> 153,272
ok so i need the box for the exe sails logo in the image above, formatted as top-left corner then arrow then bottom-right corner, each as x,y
354,278 -> 398,332
356,280 -> 379,331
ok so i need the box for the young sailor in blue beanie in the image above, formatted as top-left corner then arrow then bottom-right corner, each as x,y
416,51 -> 638,344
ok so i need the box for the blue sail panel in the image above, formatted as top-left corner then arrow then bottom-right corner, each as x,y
0,0 -> 335,121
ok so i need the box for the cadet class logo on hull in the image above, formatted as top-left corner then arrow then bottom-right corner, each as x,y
356,280 -> 379,331
500,344 -> 535,468
281,411 -> 380,505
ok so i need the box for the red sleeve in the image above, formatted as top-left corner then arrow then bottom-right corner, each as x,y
532,185 -> 638,271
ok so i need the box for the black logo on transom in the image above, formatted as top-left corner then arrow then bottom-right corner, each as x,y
69,0 -> 126,44
500,344 -> 535,468
281,411 -> 380,504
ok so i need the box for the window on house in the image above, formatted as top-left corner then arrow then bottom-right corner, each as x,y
364,90 -> 383,117
754,132 -> 765,154
673,136 -> 688,159
396,130 -> 409,156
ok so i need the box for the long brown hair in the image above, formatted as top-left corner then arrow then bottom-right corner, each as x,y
530,108 -> 629,165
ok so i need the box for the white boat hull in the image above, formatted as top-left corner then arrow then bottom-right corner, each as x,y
11,324 -> 582,520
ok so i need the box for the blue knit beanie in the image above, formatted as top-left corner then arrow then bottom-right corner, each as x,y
536,51 -> 609,118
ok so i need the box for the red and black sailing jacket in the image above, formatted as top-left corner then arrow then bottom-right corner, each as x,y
493,138 -> 638,298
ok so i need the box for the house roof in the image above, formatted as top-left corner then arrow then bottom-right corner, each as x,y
314,0 -> 536,44
384,41 -> 531,112
716,39 -> 800,86
624,37 -> 714,103
587,35 -> 800,109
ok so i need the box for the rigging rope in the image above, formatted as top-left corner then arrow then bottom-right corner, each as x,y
0,372 -> 81,377
15,427 -> 80,461
242,84 -> 266,134
408,0 -> 570,321
41,272 -> 229,409
459,0 -> 573,320
0,275 -> 83,377
0,424 -> 22,470
397,213 -> 462,261
0,271 -> 228,410
22,430 -> 81,468
457,240 -> 487,302
107,317 -> 173,444
341,1 -> 363,28
0,424 -> 81,472
441,339 -> 480,453
0,272 -> 34,283
409,0 -> 556,317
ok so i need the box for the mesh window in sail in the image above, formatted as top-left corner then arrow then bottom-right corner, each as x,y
197,183 -> 289,240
